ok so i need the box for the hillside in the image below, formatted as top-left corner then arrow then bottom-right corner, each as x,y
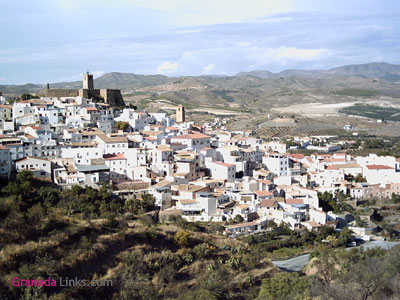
2,62 -> 400,112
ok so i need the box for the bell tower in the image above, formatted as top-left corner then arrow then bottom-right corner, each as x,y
176,105 -> 185,123
83,71 -> 94,90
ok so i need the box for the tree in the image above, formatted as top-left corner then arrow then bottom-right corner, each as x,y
338,227 -> 352,246
20,94 -> 35,101
115,121 -> 130,131
124,193 -> 155,215
234,214 -> 244,223
257,272 -> 309,300
318,191 -> 336,212
312,247 -> 338,284
391,193 -> 400,203
174,230 -> 191,248
355,173 -> 366,183
179,289 -> 217,300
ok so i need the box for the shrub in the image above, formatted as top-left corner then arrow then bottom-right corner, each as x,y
174,230 -> 191,248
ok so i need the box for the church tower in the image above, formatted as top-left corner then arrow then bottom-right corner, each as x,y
176,105 -> 185,123
83,72 -> 94,90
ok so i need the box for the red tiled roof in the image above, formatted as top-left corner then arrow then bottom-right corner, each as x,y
260,199 -> 276,208
103,153 -> 126,160
86,107 -> 98,111
254,190 -> 273,197
173,133 -> 210,140
366,165 -> 394,170
305,157 -> 314,163
326,165 -> 338,170
285,198 -> 304,205
331,158 -> 346,162
334,153 -> 346,156
257,179 -> 272,184
212,161 -> 235,167
290,154 -> 304,159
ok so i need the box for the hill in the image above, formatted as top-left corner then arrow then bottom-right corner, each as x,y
2,62 -> 400,112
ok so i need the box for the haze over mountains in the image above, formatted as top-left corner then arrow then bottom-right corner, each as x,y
2,62 -> 400,109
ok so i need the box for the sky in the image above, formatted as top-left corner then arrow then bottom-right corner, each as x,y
1,0 -> 400,84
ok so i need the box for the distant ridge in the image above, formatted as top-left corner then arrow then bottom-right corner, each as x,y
1,62 -> 400,102
236,62 -> 400,78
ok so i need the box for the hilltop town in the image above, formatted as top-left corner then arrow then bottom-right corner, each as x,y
0,73 -> 399,244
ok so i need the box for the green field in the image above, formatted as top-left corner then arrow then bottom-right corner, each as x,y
333,88 -> 380,97
339,103 -> 400,122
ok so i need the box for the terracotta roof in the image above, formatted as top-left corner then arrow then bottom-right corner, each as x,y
15,156 -> 49,162
97,135 -> 128,143
366,165 -> 394,170
86,107 -> 98,111
257,179 -> 272,184
331,158 -> 346,162
305,157 -> 314,163
173,133 -> 210,140
290,153 -> 304,159
180,199 -> 198,205
0,145 -> 9,150
260,199 -> 276,208
326,165 -> 338,170
335,163 -> 361,169
103,153 -> 126,160
334,152 -> 346,156
285,198 -> 304,205
212,161 -> 235,167
254,190 -> 273,197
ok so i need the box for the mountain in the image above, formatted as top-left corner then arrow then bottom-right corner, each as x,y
1,62 -> 400,109
236,70 -> 275,79
326,62 -> 400,77
236,62 -> 400,79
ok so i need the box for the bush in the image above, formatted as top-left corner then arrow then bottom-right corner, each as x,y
193,243 -> 215,260
174,230 -> 191,248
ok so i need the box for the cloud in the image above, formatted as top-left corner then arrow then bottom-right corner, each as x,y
202,63 -> 215,74
275,47 -> 329,60
175,29 -> 203,34
2,10 -> 400,83
156,61 -> 179,74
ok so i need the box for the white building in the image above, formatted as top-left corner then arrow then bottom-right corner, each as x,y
15,156 -> 52,181
206,161 -> 236,182
263,153 -> 289,176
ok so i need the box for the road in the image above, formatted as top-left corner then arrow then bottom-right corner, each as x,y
271,241 -> 400,272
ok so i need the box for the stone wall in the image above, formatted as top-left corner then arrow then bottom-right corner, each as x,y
43,89 -> 79,97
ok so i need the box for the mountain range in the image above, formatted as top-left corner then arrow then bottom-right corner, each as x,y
1,62 -> 400,109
